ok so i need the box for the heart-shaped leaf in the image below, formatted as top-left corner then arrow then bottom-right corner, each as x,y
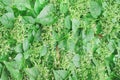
0,12 -> 14,28
90,1 -> 102,18
36,4 -> 56,25
53,70 -> 68,80
24,67 -> 40,80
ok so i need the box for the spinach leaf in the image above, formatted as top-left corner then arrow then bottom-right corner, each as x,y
24,67 -> 40,80
53,70 -> 68,80
90,1 -> 102,18
36,4 -> 57,25
0,12 -> 14,28
34,0 -> 48,14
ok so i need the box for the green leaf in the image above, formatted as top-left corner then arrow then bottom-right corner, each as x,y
40,45 -> 47,57
107,40 -> 115,53
58,40 -> 67,50
23,16 -> 35,24
67,38 -> 76,52
60,2 -> 68,14
69,0 -> 77,4
0,2 -> 4,9
14,53 -> 25,69
5,6 -> 14,13
14,44 -> 23,53
34,29 -> 41,42
23,38 -> 30,52
0,55 -> 9,62
0,12 -> 14,28
13,0 -> 31,11
69,70 -> 77,80
4,61 -> 23,80
116,0 -> 120,4
82,13 -> 93,24
23,50 -> 32,59
1,68 -> 9,80
72,54 -> 80,67
93,37 -> 100,52
1,0 -> 12,6
64,15 -> 72,29
24,67 -> 40,80
72,19 -> 80,36
53,70 -> 68,80
34,0 -> 48,14
83,29 -> 94,43
0,63 -> 2,74
52,30 -> 59,41
90,1 -> 102,18
36,4 -> 56,25
96,23 -> 102,34
8,37 -> 17,47
28,32 -> 34,43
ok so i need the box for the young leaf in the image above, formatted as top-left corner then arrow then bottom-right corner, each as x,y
14,44 -> 23,53
53,70 -> 68,80
23,16 -> 35,24
72,54 -> 80,67
36,4 -> 56,25
40,45 -> 47,57
4,61 -> 23,80
14,53 -> 25,69
67,38 -> 76,52
24,67 -> 40,80
60,2 -> 68,14
34,0 -> 48,14
0,12 -> 14,28
58,40 -> 67,50
23,38 -> 30,52
23,50 -> 32,59
107,40 -> 115,53
64,15 -> 72,29
72,19 -> 80,36
34,29 -> 41,42
89,1 -> 102,18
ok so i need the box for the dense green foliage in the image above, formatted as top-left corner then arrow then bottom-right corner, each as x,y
0,0 -> 120,80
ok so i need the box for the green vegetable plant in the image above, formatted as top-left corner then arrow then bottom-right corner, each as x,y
0,0 -> 120,80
